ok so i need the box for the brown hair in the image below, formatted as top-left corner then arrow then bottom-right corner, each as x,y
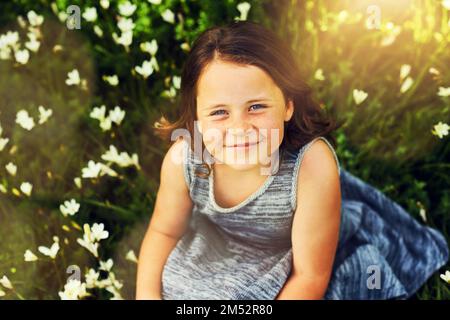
153,20 -> 341,178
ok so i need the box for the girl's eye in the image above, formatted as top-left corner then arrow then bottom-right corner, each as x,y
209,104 -> 266,117
210,109 -> 227,116
210,104 -> 266,116
249,104 -> 266,111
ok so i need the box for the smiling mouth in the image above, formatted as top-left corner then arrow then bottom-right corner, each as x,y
225,141 -> 260,148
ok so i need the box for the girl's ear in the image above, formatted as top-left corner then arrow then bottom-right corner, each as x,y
284,99 -> 294,122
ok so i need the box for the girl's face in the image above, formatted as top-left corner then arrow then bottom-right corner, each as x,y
196,59 -> 294,172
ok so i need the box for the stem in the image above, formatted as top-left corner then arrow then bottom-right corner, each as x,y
82,198 -> 133,220
14,290 -> 25,300
52,259 -> 64,288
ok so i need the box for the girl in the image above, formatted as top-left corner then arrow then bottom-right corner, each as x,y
136,21 -> 448,300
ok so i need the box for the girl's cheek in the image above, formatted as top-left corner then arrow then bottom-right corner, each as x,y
201,123 -> 225,152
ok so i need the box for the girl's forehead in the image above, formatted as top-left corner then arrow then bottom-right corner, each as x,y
196,60 -> 280,103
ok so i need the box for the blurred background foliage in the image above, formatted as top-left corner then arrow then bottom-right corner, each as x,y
0,0 -> 448,299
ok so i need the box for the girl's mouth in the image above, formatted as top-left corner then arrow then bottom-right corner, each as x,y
225,141 -> 260,149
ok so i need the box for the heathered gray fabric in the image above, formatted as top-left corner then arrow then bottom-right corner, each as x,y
161,137 -> 449,300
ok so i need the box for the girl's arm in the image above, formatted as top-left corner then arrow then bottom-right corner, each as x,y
276,140 -> 341,300
136,139 -> 194,300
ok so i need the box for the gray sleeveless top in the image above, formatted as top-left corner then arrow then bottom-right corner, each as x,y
161,136 -> 341,300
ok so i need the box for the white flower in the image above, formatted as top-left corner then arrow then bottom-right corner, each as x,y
91,223 -> 109,242
85,269 -> 100,289
101,145 -> 141,169
77,224 -> 98,257
126,250 -> 138,263
82,160 -> 103,178
0,31 -> 19,48
27,10 -> 44,27
399,64 -> 411,80
74,177 -> 82,189
102,75 -> 119,86
101,145 -> 121,162
353,89 -> 368,105
77,223 -> 108,257
60,199 -> 80,217
149,56 -> 159,72
17,15 -> 27,28
89,105 -> 115,131
429,67 -> 440,75
100,0 -> 110,9
437,86 -> 450,97
0,289 -> 5,297
314,68 -> 325,81
82,7 -> 98,22
112,31 -> 133,47
93,25 -> 104,37
25,34 -> 40,52
15,49 -> 30,64
95,270 -> 120,290
15,110 -> 35,130
38,105 -> 52,124
440,270 -> 450,283
38,241 -> 60,259
162,87 -> 176,99
99,259 -> 114,272
180,42 -> 190,52
432,121 -> 449,139
380,22 -> 401,46
66,69 -> 81,86
237,2 -> 251,21
161,9 -> 175,24
5,162 -> 17,176
135,60 -> 154,79
118,1 -> 137,17
20,182 -> 33,196
58,279 -> 88,300
106,285 -> 123,300
0,138 -> 9,151
172,76 -> 181,89
0,47 -> 11,60
99,117 -> 112,131
108,106 -> 125,125
400,77 -> 413,93
140,40 -> 158,56
419,208 -> 427,223
442,0 -> 450,10
148,0 -> 162,4
106,272 -> 123,290
0,276 -> 13,289
58,11 -> 68,23
24,249 -> 38,262
98,163 -> 118,177
77,237 -> 99,257
117,17 -> 135,32
90,105 -> 106,121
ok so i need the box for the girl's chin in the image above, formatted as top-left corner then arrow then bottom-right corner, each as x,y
211,151 -> 272,169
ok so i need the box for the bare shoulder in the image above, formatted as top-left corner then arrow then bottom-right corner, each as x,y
149,137 -> 193,239
295,138 -> 341,214
300,139 -> 340,181
291,138 -> 341,280
160,137 -> 189,192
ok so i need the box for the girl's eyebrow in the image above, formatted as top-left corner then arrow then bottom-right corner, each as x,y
206,98 -> 272,110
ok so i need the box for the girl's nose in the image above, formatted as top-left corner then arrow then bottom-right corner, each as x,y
227,124 -> 254,137
228,115 -> 254,135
